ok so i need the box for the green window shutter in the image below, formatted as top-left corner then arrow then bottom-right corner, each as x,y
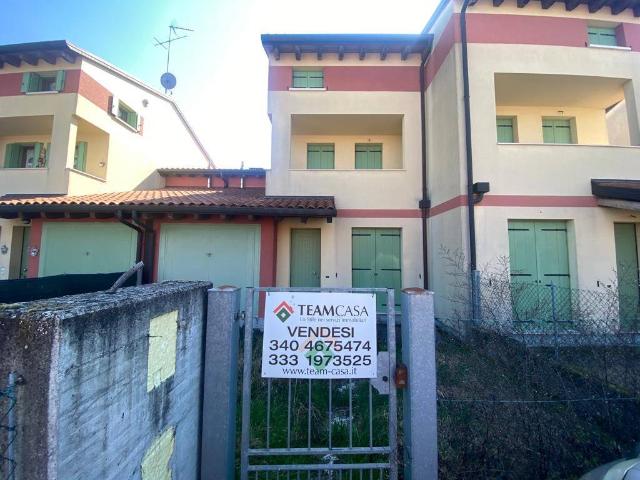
28,73 -> 41,92
33,143 -> 43,168
355,144 -> 382,169
44,142 -> 50,167
588,26 -> 618,46
20,73 -> 31,93
307,144 -> 334,169
307,71 -> 324,88
55,70 -> 66,91
4,143 -> 20,168
542,119 -> 574,144
292,70 -> 323,88
74,142 -> 88,171
497,117 -> 515,143
292,71 -> 309,88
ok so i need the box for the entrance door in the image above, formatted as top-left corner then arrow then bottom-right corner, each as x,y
614,223 -> 640,330
508,220 -> 571,323
352,228 -> 401,309
9,226 -> 31,279
290,229 -> 320,287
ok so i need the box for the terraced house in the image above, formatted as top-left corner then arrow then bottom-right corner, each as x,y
2,0 -> 640,329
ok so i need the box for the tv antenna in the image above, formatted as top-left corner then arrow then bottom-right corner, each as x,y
154,24 -> 194,93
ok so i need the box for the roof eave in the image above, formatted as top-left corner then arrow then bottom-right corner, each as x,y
0,203 -> 337,218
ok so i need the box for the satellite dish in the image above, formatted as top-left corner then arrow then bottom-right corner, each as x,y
161,72 -> 177,91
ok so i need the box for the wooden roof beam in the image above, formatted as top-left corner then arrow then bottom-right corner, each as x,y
272,46 -> 280,60
400,46 -> 410,61
634,4 -> 640,15
294,46 -> 302,61
493,0 -> 505,5
359,47 -> 366,60
39,51 -> 58,65
588,0 -> 609,12
1,55 -> 21,67
564,0 -> 581,10
338,46 -> 345,61
380,47 -> 388,60
610,0 -> 632,14
517,0 -> 530,7
316,48 -> 323,60
55,50 -> 76,64
21,54 -> 38,66
541,0 -> 556,7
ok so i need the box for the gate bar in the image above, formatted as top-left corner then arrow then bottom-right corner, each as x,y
386,289 -> 398,480
240,287 -> 256,480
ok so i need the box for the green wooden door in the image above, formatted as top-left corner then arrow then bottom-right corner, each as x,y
158,224 -> 260,303
290,229 -> 321,287
19,227 -> 31,279
39,223 -> 138,276
614,223 -> 639,330
508,220 -> 571,324
352,228 -> 401,310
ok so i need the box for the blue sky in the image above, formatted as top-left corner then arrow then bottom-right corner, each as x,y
5,0 -> 438,168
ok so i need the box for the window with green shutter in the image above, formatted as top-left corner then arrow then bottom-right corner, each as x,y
3,143 -> 46,168
496,117 -> 515,143
20,71 -> 65,93
542,118 -> 574,144
292,70 -> 324,89
117,102 -> 139,129
74,142 -> 88,172
307,144 -> 335,169
355,144 -> 383,169
588,26 -> 619,46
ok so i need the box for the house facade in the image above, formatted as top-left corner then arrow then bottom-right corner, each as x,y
423,0 -> 640,325
0,41 -> 211,280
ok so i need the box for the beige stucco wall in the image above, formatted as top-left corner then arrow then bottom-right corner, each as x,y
606,100 -> 632,146
267,91 -> 422,209
291,134 -> 402,170
276,217 -> 424,290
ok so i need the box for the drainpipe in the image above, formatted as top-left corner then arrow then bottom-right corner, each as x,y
118,211 -> 155,284
419,49 -> 431,290
461,0 -> 478,272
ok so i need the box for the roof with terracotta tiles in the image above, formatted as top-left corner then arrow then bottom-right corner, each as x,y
0,188 -> 336,217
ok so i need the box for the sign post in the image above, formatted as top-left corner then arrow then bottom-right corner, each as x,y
261,291 -> 377,379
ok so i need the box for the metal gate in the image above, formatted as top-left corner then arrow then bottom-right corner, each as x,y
239,287 -> 399,480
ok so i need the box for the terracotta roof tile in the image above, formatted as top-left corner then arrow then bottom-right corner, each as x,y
0,188 -> 336,215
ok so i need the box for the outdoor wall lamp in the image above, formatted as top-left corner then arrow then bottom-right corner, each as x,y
472,181 -> 490,204
0,245 -> 7,255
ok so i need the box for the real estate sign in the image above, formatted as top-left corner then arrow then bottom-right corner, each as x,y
261,291 -> 377,379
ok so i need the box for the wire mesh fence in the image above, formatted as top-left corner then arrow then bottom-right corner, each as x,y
437,258 -> 640,479
0,374 -> 17,480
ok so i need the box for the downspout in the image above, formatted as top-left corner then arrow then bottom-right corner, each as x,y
118,211 -> 155,284
461,0 -> 478,272
419,49 -> 430,290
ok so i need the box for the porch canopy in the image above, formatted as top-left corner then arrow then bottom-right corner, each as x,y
0,188 -> 336,220
591,179 -> 640,211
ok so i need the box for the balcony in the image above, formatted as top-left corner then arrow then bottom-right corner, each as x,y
290,114 -> 403,170
0,114 -> 109,195
494,73 -> 638,147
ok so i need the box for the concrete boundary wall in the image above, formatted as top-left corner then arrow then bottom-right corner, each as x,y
0,280 -> 211,480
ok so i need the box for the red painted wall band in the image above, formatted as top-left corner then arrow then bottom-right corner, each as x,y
427,194 -> 599,218
337,209 -> 422,218
268,65 -> 420,92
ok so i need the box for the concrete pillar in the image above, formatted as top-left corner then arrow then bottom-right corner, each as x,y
200,287 -> 241,480
401,287 -> 438,480
624,80 -> 640,146
49,113 -> 78,193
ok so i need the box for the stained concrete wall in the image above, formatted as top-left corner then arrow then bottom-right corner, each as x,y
0,280 -> 211,480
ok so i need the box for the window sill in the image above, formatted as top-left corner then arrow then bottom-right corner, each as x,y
68,168 -> 106,182
288,87 -> 327,91
497,142 -> 640,149
24,90 -> 61,95
112,115 -> 139,133
587,44 -> 631,51
1,167 -> 48,171
290,168 -> 406,172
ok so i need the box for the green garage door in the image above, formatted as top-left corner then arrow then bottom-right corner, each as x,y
39,222 -> 138,276
158,224 -> 260,292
